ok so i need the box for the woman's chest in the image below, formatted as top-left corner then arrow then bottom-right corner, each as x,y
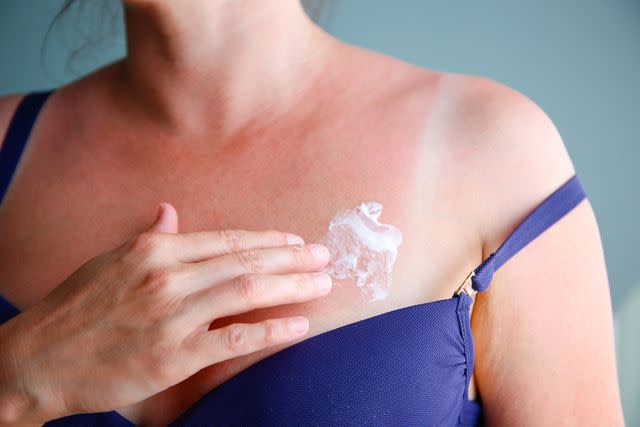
0,94 -> 457,308
0,88 -> 478,426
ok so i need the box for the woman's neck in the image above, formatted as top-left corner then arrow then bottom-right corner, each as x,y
116,0 -> 338,135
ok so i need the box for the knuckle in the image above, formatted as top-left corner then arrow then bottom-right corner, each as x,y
129,232 -> 163,259
224,325 -> 248,352
236,274 -> 261,306
140,270 -> 191,320
289,245 -> 307,267
235,249 -> 263,272
141,269 -> 172,294
263,321 -> 283,343
218,229 -> 245,253
141,268 -> 184,296
151,322 -> 173,346
156,295 -> 185,319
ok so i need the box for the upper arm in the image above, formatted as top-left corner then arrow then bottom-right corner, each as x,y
0,95 -> 25,150
454,76 -> 624,425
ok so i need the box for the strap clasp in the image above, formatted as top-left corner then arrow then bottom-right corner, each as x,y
455,270 -> 477,297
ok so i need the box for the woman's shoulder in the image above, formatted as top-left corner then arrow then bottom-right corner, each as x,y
349,46 -> 578,242
363,49 -> 575,190
425,70 -> 576,249
377,59 -> 577,250
440,72 -> 620,425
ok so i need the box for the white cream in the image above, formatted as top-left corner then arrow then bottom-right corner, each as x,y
317,201 -> 403,302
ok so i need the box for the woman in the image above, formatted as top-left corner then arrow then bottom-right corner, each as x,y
0,0 -> 624,425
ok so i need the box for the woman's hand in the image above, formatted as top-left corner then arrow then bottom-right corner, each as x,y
0,203 -> 332,425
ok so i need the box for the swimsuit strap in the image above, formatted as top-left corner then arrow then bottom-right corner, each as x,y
0,91 -> 53,205
460,174 -> 587,295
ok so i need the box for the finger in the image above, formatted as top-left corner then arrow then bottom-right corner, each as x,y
183,243 -> 330,294
187,316 -> 310,367
148,202 -> 179,234
164,229 -> 306,263
176,272 -> 332,328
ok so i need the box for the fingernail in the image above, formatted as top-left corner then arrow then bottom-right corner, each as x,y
313,272 -> 332,293
309,244 -> 330,261
288,316 -> 309,334
286,233 -> 305,245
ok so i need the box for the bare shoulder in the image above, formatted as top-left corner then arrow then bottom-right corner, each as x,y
436,72 -> 576,249
438,73 -> 623,423
374,61 -> 577,240
0,94 -> 25,150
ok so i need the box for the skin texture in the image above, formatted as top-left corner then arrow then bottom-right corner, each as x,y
0,0 -> 624,425
0,205 -> 333,425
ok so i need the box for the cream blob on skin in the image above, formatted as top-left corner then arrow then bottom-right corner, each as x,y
316,202 -> 403,302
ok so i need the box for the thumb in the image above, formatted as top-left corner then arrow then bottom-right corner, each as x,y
148,202 -> 179,234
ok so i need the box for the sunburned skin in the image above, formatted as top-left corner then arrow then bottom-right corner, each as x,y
316,202 -> 403,302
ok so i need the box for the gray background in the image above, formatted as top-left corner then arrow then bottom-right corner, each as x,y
1,0 -> 638,424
